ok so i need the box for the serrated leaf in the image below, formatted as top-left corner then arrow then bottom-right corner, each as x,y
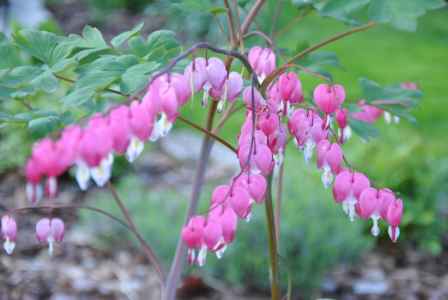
13,29 -> 69,66
111,22 -> 144,48
368,0 -> 445,31
120,62 -> 160,94
349,118 -> 379,141
62,86 -> 96,107
82,25 -> 108,48
319,0 -> 370,24
129,30 -> 180,63
60,25 -> 110,61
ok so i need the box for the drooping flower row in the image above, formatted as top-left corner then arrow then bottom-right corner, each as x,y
3,46 -> 405,256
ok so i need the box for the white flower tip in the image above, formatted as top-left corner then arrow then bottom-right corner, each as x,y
197,246 -> 208,267
126,137 -> 144,163
321,166 -> 334,189
3,239 -> 15,255
75,162 -> 91,191
388,225 -> 400,242
215,244 -> 227,260
217,99 -> 226,113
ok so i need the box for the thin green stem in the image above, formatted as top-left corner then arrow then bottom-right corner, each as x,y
262,22 -> 376,92
265,174 -> 280,300
274,156 -> 285,247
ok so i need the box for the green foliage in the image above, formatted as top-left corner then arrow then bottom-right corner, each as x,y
291,0 -> 445,31
0,23 -> 180,138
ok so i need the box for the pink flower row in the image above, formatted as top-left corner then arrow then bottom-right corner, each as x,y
3,46 -> 408,257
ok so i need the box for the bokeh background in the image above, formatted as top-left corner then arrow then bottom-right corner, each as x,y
0,0 -> 447,299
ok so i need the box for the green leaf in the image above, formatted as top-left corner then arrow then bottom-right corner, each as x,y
30,69 -> 59,93
13,29 -> 70,66
28,115 -> 60,137
0,33 -> 22,69
319,0 -> 370,24
81,25 -> 108,48
349,118 -> 379,141
111,22 -> 144,48
62,86 -> 96,107
359,77 -> 422,105
368,0 -> 445,31
129,30 -> 180,63
61,25 -> 110,61
120,62 -> 160,94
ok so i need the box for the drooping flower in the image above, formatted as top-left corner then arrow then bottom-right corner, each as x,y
181,215 -> 206,265
234,173 -> 267,204
127,100 -> 154,162
357,188 -> 383,237
35,218 -> 65,256
333,170 -> 370,221
228,186 -> 252,220
2,215 -> 17,255
248,47 -> 276,82
31,138 -> 66,198
108,105 -> 131,155
184,57 -> 208,93
335,108 -> 351,143
313,84 -> 345,114
351,100 -> 383,124
242,86 -> 265,111
278,72 -> 303,113
385,198 -> 403,242
212,71 -> 244,112
316,139 -> 343,188
77,114 -> 114,189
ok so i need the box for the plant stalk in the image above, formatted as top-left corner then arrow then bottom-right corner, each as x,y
163,101 -> 218,300
265,174 -> 280,300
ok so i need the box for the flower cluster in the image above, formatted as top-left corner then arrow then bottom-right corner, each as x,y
181,48 -> 406,266
5,46 -> 406,257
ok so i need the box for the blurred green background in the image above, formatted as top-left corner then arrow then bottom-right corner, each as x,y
0,0 -> 447,298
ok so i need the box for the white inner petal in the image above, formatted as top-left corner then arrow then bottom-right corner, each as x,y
126,136 -> 144,163
215,244 -> 227,259
75,161 -> 91,191
321,164 -> 334,189
3,239 -> 15,255
197,245 -> 208,267
303,139 -> 315,164
370,214 -> 381,237
91,154 -> 113,187
342,195 -> 357,222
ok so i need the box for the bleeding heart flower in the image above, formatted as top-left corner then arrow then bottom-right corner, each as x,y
2,215 -> 17,255
313,84 -> 345,114
248,47 -> 276,82
333,170 -> 370,221
35,218 -> 65,256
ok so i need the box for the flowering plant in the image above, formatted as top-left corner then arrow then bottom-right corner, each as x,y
0,1 -> 443,299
